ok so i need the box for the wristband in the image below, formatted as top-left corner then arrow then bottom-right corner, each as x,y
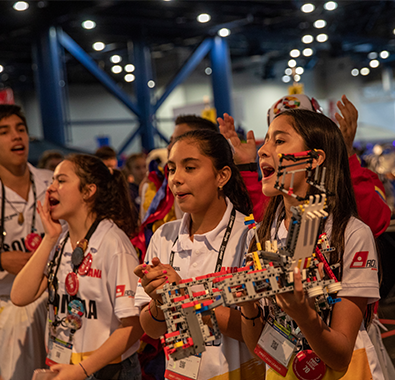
0,252 -> 4,272
236,162 -> 258,172
79,362 -> 89,377
240,306 -> 262,326
148,300 -> 165,322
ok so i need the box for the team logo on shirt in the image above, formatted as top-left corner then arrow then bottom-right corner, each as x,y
350,251 -> 377,270
116,285 -> 135,298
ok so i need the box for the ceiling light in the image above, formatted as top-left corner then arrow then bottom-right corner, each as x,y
393,28 -> 395,35
218,28 -> 230,37
314,20 -> 327,29
148,80 -> 156,88
124,74 -> 135,82
301,3 -> 315,13
125,64 -> 135,72
303,48 -> 313,57
110,55 -> 122,64
13,1 -> 29,11
0,65 -> 3,73
282,75 -> 291,83
290,49 -> 300,58
351,68 -> 359,77
360,67 -> 370,76
368,52 -> 378,60
93,42 -> 105,51
205,67 -> 212,75
285,68 -> 293,75
294,74 -> 301,82
197,13 -> 211,23
295,67 -> 304,75
380,51 -> 389,59
324,1 -> 338,11
302,35 -> 314,44
316,34 -> 328,43
369,59 -> 380,68
288,59 -> 297,68
111,65 -> 122,74
82,20 -> 96,30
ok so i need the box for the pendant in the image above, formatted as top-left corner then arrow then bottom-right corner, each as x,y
18,212 -> 24,225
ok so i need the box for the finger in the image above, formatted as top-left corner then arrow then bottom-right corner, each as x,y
151,257 -> 162,267
144,277 -> 168,297
334,112 -> 343,124
318,262 -> 325,279
336,100 -> 346,115
293,267 -> 304,301
134,264 -> 147,278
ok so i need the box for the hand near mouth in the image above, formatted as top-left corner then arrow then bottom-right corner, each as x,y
37,192 -> 62,241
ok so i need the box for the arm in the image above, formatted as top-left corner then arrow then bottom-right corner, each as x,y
51,316 -> 144,380
0,250 -> 33,275
336,95 -> 390,236
11,193 -> 62,306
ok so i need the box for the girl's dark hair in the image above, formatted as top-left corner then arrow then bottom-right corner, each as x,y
66,154 -> 138,237
172,129 -> 253,216
252,109 -> 358,274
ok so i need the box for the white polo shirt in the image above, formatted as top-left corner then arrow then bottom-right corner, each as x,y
135,199 -> 266,380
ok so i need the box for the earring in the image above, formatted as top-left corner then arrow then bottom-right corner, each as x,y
218,185 -> 223,191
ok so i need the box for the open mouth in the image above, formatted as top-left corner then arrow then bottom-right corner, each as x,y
261,165 -> 275,179
11,145 -> 25,153
49,197 -> 60,207
176,192 -> 190,199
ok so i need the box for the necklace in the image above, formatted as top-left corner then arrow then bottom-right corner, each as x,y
4,198 -> 27,225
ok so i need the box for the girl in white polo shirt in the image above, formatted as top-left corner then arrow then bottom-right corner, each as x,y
241,109 -> 383,380
11,154 -> 143,380
134,129 -> 266,380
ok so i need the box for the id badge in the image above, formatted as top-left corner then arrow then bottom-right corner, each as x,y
46,336 -> 73,366
254,316 -> 297,377
165,355 -> 201,380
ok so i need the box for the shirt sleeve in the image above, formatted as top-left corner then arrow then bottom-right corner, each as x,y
107,244 -> 140,320
240,170 -> 269,222
338,220 -> 380,304
349,154 -> 391,238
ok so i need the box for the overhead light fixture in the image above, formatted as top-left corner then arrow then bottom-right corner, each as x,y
110,55 -> 122,64
205,67 -> 212,75
82,20 -> 96,30
324,1 -> 338,11
147,80 -> 156,88
285,68 -> 293,75
111,65 -> 122,74
218,28 -> 230,37
93,42 -> 105,51
0,65 -> 3,73
316,34 -> 328,43
301,3 -> 315,13
380,51 -> 390,59
197,13 -> 211,23
360,67 -> 370,76
288,59 -> 297,68
368,52 -> 378,60
314,20 -> 327,29
125,64 -> 135,73
282,75 -> 291,83
295,67 -> 304,75
294,74 -> 301,82
303,48 -> 313,57
351,68 -> 359,77
124,74 -> 135,82
290,49 -> 300,58
302,35 -> 314,44
369,59 -> 379,68
13,1 -> 29,11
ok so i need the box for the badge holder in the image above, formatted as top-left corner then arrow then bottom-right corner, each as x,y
165,354 -> 202,380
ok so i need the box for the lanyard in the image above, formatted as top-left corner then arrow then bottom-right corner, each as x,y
0,172 -> 37,251
169,207 -> 236,273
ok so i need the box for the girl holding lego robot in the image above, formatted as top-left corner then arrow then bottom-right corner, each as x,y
240,109 -> 383,379
134,129 -> 266,380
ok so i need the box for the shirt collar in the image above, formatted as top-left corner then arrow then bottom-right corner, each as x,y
174,197 -> 233,253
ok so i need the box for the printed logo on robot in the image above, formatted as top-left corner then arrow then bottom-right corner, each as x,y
350,251 -> 377,270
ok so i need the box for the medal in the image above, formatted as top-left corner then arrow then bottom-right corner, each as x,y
68,299 -> 85,317
64,314 -> 82,330
292,349 -> 326,380
65,272 -> 79,296
25,232 -> 42,252
48,281 -> 58,304
78,253 -> 92,276
71,247 -> 84,267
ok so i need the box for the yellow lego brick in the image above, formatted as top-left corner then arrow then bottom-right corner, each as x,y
194,304 -> 202,310
253,251 -> 262,270
174,341 -> 183,348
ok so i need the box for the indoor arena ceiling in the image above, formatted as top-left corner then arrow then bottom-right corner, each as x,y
0,0 -> 395,92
